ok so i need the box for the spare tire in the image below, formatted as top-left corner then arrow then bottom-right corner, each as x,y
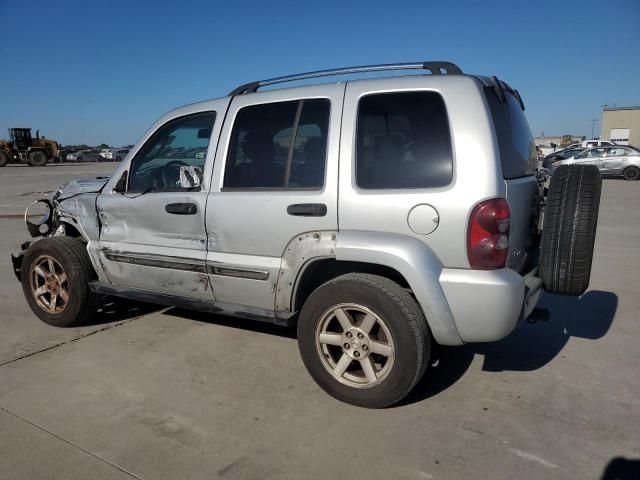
539,164 -> 601,296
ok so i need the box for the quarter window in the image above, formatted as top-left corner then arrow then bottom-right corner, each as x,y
128,112 -> 216,193
356,92 -> 453,189
223,99 -> 330,189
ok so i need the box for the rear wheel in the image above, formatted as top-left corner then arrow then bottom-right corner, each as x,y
298,273 -> 430,408
539,164 -> 601,296
0,151 -> 8,167
623,166 -> 640,181
28,150 -> 48,166
21,237 -> 99,327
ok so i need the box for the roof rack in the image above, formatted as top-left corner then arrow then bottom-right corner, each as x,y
229,61 -> 463,96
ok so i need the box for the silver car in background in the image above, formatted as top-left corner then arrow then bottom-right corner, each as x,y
66,149 -> 102,162
105,148 -> 129,161
553,146 -> 640,180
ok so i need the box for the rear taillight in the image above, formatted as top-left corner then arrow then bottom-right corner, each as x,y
467,198 -> 510,269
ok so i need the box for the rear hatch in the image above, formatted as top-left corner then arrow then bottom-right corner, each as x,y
484,81 -> 540,273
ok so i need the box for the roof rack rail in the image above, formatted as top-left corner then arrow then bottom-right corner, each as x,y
229,61 -> 463,96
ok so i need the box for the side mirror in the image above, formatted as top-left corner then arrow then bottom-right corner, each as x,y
114,171 -> 128,193
179,166 -> 203,189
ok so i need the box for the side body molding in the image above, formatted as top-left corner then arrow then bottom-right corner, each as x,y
335,231 -> 463,346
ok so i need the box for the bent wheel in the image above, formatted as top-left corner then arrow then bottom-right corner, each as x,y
21,237 -> 98,327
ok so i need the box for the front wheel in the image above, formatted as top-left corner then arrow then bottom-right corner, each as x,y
0,151 -> 9,167
623,166 -> 640,181
297,273 -> 431,408
21,237 -> 99,327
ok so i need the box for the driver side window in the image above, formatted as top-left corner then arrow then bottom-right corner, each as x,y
128,111 -> 216,193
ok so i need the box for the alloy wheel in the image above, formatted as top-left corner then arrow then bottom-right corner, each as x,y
30,255 -> 69,314
315,303 -> 395,388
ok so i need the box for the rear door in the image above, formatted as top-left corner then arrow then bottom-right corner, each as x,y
205,84 -> 343,317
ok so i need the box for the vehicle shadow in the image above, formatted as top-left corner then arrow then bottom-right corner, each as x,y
144,290 -> 616,406
600,457 -> 640,480
83,298 -> 163,326
401,290 -> 617,405
165,308 -> 298,340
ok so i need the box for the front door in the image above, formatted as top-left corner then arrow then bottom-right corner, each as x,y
575,148 -> 606,171
95,105 -> 225,301
205,84 -> 343,317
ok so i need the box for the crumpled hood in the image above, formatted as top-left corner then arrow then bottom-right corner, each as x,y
55,177 -> 109,201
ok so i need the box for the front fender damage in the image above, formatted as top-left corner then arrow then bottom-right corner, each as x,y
12,176 -> 108,282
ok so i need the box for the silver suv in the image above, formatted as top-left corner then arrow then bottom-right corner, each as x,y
11,61 -> 602,407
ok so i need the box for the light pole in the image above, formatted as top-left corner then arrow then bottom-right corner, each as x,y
591,118 -> 598,139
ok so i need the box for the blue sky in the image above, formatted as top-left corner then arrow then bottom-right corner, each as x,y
1,0 -> 638,146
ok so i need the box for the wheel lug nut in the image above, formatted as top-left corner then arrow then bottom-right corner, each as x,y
357,332 -> 364,339
346,332 -> 352,338
354,351 -> 360,358
343,343 -> 350,349
362,345 -> 368,351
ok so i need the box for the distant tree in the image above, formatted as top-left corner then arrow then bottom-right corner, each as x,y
99,143 -> 110,149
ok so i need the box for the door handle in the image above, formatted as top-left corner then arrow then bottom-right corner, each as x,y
287,203 -> 327,217
165,203 -> 197,215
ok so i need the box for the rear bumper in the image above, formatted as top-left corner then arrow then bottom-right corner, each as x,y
439,268 -> 541,343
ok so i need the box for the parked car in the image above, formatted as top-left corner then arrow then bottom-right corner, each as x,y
99,149 -> 113,161
581,139 -> 617,148
543,147 -> 585,169
10,61 -> 602,408
105,149 -> 130,161
552,146 -> 640,180
66,149 -> 102,162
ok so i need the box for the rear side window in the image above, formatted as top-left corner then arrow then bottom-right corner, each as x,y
356,92 -> 453,189
485,89 -> 536,178
223,99 -> 330,189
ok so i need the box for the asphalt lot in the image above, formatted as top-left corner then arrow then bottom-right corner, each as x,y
0,163 -> 638,479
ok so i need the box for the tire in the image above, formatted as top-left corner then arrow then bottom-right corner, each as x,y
0,151 -> 8,167
116,156 -> 122,162
77,157 -> 83,163
539,164 -> 601,296
28,150 -> 48,167
21,237 -> 99,327
297,273 -> 431,408
623,166 -> 640,181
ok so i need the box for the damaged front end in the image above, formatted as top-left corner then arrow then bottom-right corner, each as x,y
11,177 -> 109,281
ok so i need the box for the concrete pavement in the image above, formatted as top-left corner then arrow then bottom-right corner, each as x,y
0,164 -> 638,479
